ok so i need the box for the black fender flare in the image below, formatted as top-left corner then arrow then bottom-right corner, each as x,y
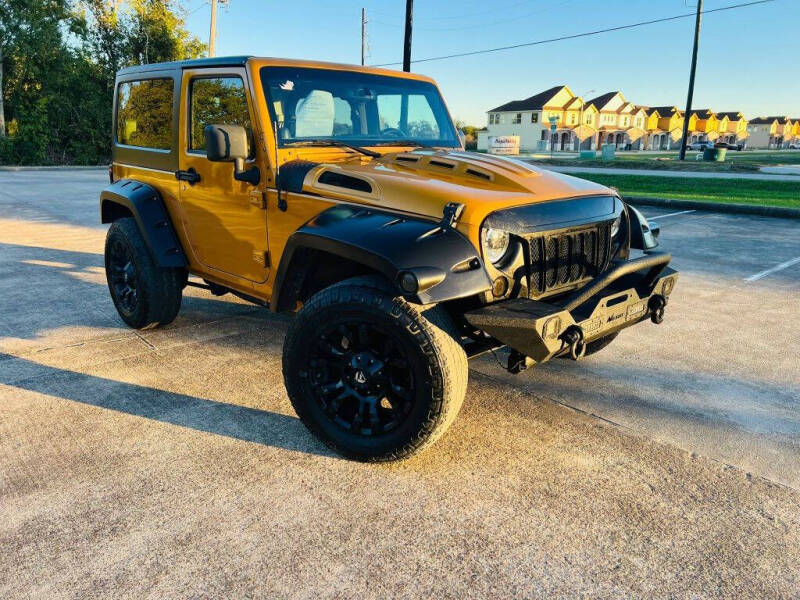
270,205 -> 492,311
100,179 -> 188,268
626,204 -> 660,251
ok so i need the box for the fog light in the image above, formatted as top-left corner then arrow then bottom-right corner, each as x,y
492,276 -> 508,297
398,271 -> 419,294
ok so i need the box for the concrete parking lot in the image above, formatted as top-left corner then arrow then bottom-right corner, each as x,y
2,169 -> 799,598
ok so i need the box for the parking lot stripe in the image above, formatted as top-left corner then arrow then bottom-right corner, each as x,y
745,256 -> 800,282
648,209 -> 696,220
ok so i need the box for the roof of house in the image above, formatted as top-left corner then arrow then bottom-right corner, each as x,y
716,112 -> 745,120
689,109 -> 715,119
649,105 -> 680,117
749,117 -> 776,124
766,116 -> 790,123
488,85 -> 567,112
586,91 -> 620,110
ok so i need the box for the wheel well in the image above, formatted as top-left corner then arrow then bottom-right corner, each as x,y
275,248 -> 387,312
101,200 -> 133,224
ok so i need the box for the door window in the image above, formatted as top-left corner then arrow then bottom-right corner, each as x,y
189,76 -> 253,156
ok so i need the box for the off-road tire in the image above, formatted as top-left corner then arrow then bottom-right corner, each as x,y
105,217 -> 183,330
283,279 -> 468,461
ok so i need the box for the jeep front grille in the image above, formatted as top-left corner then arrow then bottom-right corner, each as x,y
525,223 -> 613,297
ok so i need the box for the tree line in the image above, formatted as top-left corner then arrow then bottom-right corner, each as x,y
0,0 -> 204,165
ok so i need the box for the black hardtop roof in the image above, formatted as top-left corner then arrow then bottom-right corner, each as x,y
117,56 -> 253,76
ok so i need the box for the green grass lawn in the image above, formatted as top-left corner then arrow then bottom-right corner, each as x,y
529,150 -> 800,172
572,173 -> 800,208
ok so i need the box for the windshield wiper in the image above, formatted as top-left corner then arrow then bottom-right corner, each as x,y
283,139 -> 380,158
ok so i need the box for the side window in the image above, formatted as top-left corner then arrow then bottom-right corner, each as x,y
116,78 -> 174,150
189,76 -> 253,156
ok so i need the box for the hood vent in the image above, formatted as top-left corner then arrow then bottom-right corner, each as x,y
465,168 -> 491,181
395,155 -> 419,163
429,159 -> 455,169
317,171 -> 372,193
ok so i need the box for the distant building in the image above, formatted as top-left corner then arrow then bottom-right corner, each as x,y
715,112 -> 749,146
479,85 -> 790,152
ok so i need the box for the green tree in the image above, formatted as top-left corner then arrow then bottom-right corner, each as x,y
1,0 -> 205,165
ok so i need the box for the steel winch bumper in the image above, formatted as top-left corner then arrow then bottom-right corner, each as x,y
464,252 -> 678,366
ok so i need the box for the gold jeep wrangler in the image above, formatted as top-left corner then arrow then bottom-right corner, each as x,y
101,56 -> 677,461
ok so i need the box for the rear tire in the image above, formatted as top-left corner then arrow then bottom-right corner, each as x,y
105,217 -> 183,330
283,280 -> 468,461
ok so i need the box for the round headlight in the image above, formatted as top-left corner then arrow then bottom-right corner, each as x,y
610,214 -> 622,239
481,228 -> 510,265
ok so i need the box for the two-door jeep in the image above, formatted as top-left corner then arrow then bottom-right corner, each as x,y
101,56 -> 677,461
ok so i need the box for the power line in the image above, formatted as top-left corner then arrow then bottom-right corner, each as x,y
372,0 -> 776,67
370,0 -> 576,33
368,0 -> 532,22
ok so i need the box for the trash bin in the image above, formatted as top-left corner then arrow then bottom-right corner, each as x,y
703,147 -> 727,162
601,144 -> 616,161
579,150 -> 596,159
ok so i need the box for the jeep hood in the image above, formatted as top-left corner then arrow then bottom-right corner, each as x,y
288,149 -> 613,227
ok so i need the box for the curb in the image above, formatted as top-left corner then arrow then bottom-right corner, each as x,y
0,165 -> 107,172
626,196 -> 800,220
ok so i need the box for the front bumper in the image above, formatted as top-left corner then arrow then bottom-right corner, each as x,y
464,252 -> 678,364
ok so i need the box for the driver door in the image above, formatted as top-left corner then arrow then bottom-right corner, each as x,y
178,67 -> 269,284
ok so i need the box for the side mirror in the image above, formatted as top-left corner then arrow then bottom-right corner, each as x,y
204,124 -> 260,185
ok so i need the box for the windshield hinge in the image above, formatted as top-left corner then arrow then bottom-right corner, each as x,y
252,250 -> 270,268
441,202 -> 465,231
249,190 -> 267,209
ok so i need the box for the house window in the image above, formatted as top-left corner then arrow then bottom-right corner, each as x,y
531,112 -> 538,123
585,114 -> 593,125
512,113 -> 522,124
569,113 -> 576,124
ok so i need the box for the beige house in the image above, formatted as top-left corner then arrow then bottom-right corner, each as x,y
747,117 -> 779,148
586,91 -> 638,149
478,85 -> 601,152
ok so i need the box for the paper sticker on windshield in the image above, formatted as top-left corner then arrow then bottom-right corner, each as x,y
295,90 -> 335,137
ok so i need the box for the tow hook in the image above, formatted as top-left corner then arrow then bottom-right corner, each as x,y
561,325 -> 586,361
649,294 -> 667,324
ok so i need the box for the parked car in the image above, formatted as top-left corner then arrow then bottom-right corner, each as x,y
788,142 -> 800,150
686,141 -> 714,151
100,56 -> 678,461
714,141 -> 743,151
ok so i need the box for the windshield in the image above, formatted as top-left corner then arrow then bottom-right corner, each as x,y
260,66 -> 459,149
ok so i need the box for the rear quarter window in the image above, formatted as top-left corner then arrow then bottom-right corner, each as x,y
116,78 -> 174,150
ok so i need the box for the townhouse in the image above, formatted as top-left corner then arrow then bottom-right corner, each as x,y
477,85 -> 800,152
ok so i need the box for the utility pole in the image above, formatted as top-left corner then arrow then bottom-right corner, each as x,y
679,0 -> 702,160
209,0 -> 218,58
402,0 -> 413,72
361,8 -> 367,66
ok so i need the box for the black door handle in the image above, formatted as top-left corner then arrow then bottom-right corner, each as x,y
175,167 -> 201,185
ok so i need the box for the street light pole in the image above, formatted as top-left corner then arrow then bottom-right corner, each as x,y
208,0 -> 218,57
679,0 -> 703,160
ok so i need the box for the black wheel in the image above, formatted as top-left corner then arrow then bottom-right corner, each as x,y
104,217 -> 183,330
283,279 -> 468,461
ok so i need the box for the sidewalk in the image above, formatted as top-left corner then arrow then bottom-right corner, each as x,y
524,163 -> 800,181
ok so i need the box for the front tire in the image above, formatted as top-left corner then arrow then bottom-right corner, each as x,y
105,217 -> 183,330
282,281 -> 468,461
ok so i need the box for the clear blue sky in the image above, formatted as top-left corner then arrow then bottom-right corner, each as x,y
183,0 -> 799,125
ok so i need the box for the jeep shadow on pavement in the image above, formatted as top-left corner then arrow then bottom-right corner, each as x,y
100,56 -> 678,461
